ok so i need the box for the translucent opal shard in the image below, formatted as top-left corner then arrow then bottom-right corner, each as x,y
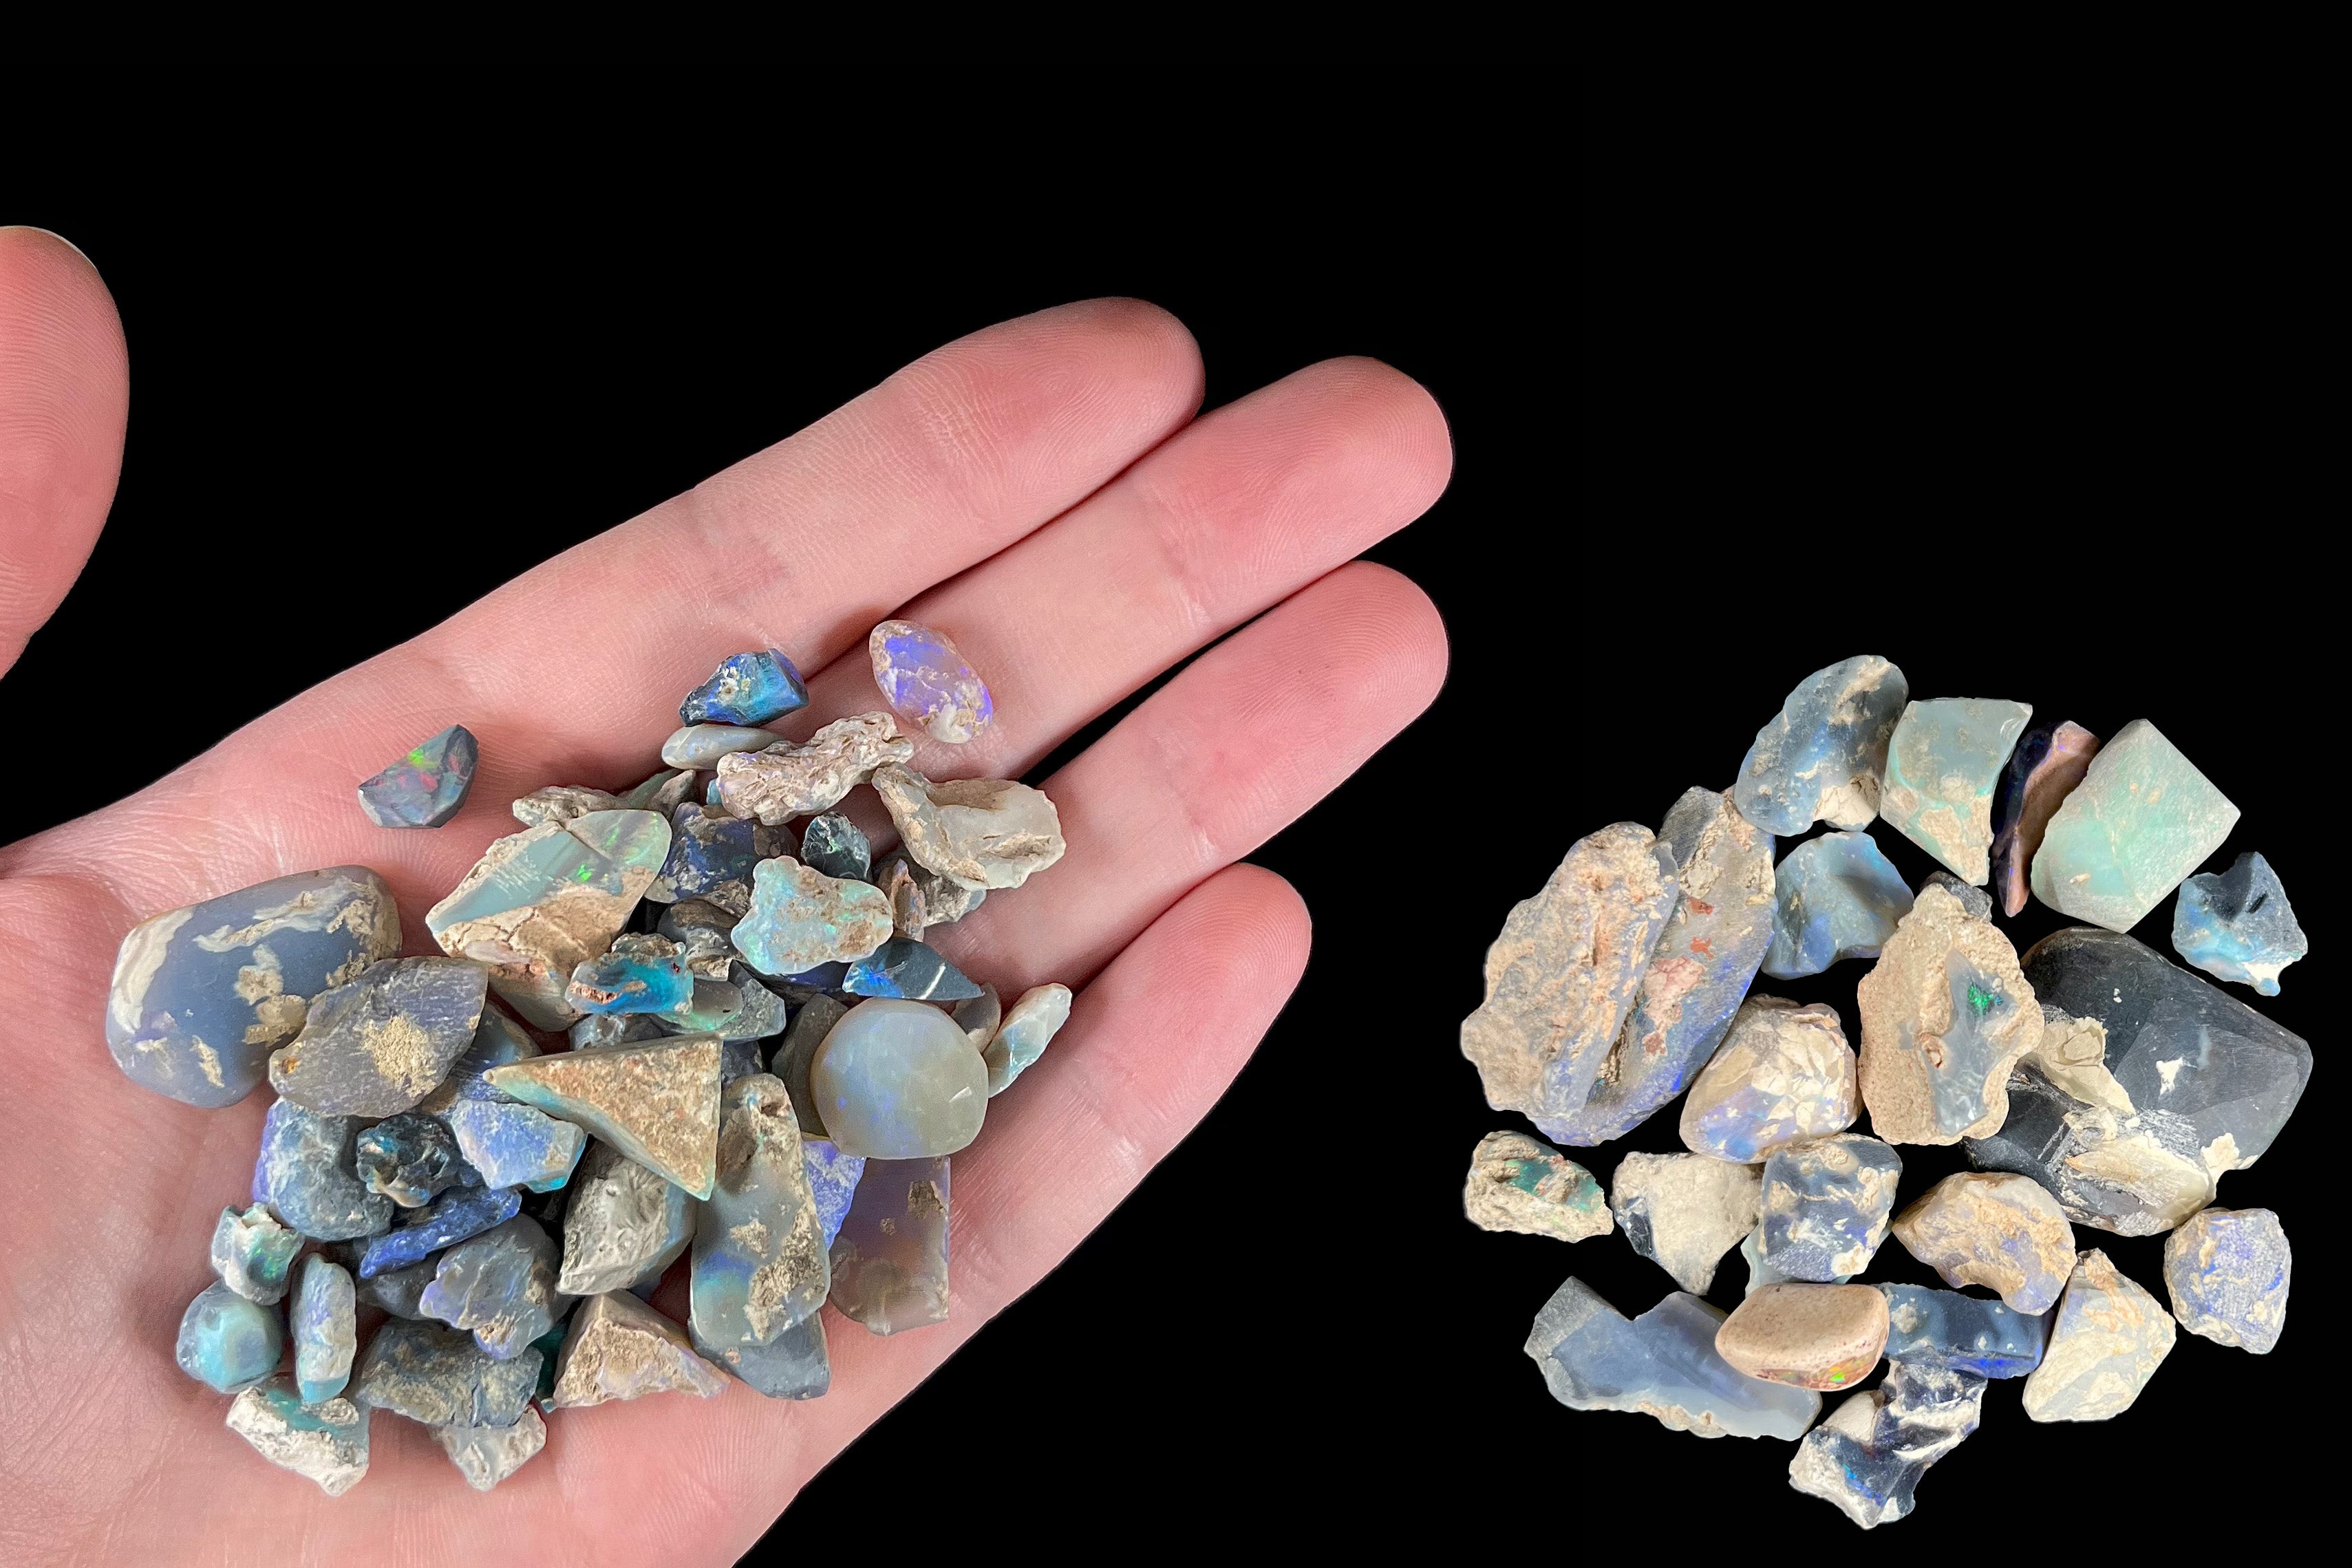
714,712 -> 915,824
1680,997 -> 1857,1162
2023,1249 -> 2176,1421
446,1099 -> 585,1193
730,858 -> 895,979
1524,1277 -> 1820,1439
868,765 -> 1067,890
2031,718 -> 2240,931
568,932 -> 694,1016
679,648 -> 809,727
1892,1172 -> 2074,1314
2163,1207 -> 2290,1353
829,1155 -> 951,1335
843,937 -> 983,1001
702,1310 -> 830,1400
1855,887 -> 2040,1145
547,1290 -> 727,1407
227,1379 -> 370,1495
1742,1225 -> 1847,1296
211,1204 -> 302,1303
358,1183 -> 523,1278
293,1255 -> 356,1404
796,813 -> 871,883
1732,655 -> 1907,835
661,723 -> 781,769
2172,850 -> 2307,995
802,1137 -> 866,1250
107,866 -> 400,1108
1879,697 -> 2033,884
692,1074 -> 827,1351
1757,1134 -> 1902,1280
868,619 -> 994,744
354,1318 -> 540,1427
985,983 -> 1072,1095
175,1281 -> 284,1393
355,1113 -> 469,1207
1877,1283 -> 2044,1377
1760,831 -> 1912,980
420,1215 -> 565,1359
436,1404 -> 546,1491
1788,1362 -> 1985,1528
1610,1152 -> 1762,1295
1988,718 -> 2100,917
254,1099 -> 394,1241
356,724 -> 478,828
810,998 -> 988,1159
267,956 -> 489,1117
557,1141 -> 695,1296
1462,1131 -> 1612,1242
1715,1283 -> 1889,1389
489,1033 -> 722,1197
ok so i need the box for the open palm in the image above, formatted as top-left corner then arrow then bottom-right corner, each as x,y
0,228 -> 1451,1565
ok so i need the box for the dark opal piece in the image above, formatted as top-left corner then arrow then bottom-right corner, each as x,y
781,960 -> 852,992
253,1099 -> 394,1241
353,1318 -> 539,1428
358,1183 -> 523,1279
1988,718 -> 2099,918
678,648 -> 809,727
842,938 -> 982,1001
773,992 -> 846,1137
1965,1061 -> 2211,1234
356,1113 -> 472,1207
797,814 -> 872,883
1878,1283 -> 2044,1377
647,803 -> 770,909
658,899 -> 740,979
357,724 -> 480,828
354,1256 -> 438,1319
720,1038 -> 766,1084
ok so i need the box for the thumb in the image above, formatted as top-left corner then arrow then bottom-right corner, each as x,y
0,226 -> 128,678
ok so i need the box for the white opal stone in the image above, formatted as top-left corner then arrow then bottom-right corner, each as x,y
810,999 -> 987,1159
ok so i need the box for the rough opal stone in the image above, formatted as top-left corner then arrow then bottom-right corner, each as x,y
621,767 -> 698,815
292,1254 -> 356,1404
1550,788 -> 1775,1145
1965,1055 -> 2213,1236
773,992 -> 846,1138
680,648 -> 809,727
796,813 -> 871,883
568,932 -> 694,1016
446,1099 -> 586,1193
2022,926 -> 2311,1172
731,857 -> 895,979
267,956 -> 489,1117
828,1154 -> 951,1335
420,1215 -> 564,1359
226,1378 -> 370,1495
1610,1152 -> 1762,1295
869,764 -> 1067,890
870,849 -> 986,929
435,1405 -> 546,1492
2031,718 -> 2241,932
659,899 -> 742,980
1879,697 -> 2033,884
1855,886 -> 2040,1145
354,1257 -> 438,1320
2023,1248 -> 2176,1421
356,724 -> 479,828
1524,1277 -> 1821,1439
416,1003 -> 539,1116
646,803 -> 775,914
804,1136 -> 866,1250
107,866 -> 400,1108
1877,1283 -> 2044,1377
843,937 -> 983,1001
983,982 -> 1071,1096
701,1309 -> 830,1400
253,1099 -> 394,1241
512,783 -> 621,826
720,966 -> 789,1042
354,1318 -> 539,1428
1892,1172 -> 2075,1313
692,1074 -> 828,1351
2172,850 -> 2306,996
1462,822 -> 1680,1125
1757,1133 -> 1903,1280
355,1113 -> 470,1208
557,1141 -> 696,1296
1732,655 -> 1908,835
358,1183 -> 524,1278
714,713 -> 916,824
175,1281 -> 285,1393
811,998 -> 989,1159
1742,1224 -> 1848,1296
1715,1282 -> 1890,1389
211,1203 -> 302,1303
2163,1207 -> 2290,1353
488,1033 -> 723,1198
1921,870 -> 1992,921
1462,1131 -> 1612,1242
954,984 -> 1001,1051
574,1011 -> 670,1051
1680,996 -> 1857,1162
548,1290 -> 727,1407
1788,1362 -> 1985,1529
1760,832 -> 1912,980
1989,718 -> 2100,917
661,723 -> 780,770
869,619 -> 994,744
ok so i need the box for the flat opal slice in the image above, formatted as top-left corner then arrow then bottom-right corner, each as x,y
356,724 -> 479,828
1524,1277 -> 1820,1439
2030,718 -> 2239,932
868,619 -> 994,744
1879,697 -> 2033,885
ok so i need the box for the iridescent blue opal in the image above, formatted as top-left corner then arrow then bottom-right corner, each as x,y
293,1255 -> 357,1403
1762,832 -> 1913,980
354,1113 -> 471,1207
2173,851 -> 2307,996
420,1216 -> 565,1360
796,813 -> 871,883
1524,1277 -> 1819,1439
680,649 -> 809,727
731,858 -> 895,978
646,803 -> 771,910
1877,1283 -> 2044,1377
445,1099 -> 586,1192
568,936 -> 693,1016
359,1183 -> 523,1279
211,1203 -> 302,1303
1732,656 -> 1907,835
868,619 -> 994,744
842,937 -> 983,1001
698,1310 -> 830,1400
803,1137 -> 866,1249
1758,1134 -> 1902,1281
1881,697 -> 2034,885
357,724 -> 479,828
353,1318 -> 539,1428
780,960 -> 851,991
175,1282 -> 284,1393
692,1074 -> 828,1350
253,1099 -> 394,1241
2163,1207 -> 2291,1353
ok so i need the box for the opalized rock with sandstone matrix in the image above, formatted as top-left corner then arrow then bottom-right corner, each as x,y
2023,1249 -> 2176,1421
356,1318 -> 540,1427
1989,718 -> 2100,917
420,1215 -> 564,1360
107,866 -> 400,1108
1892,1172 -> 2074,1313
267,956 -> 488,1117
1919,870 -> 1991,923
869,764 -> 1068,890
984,982 -> 1071,1095
656,899 -> 740,980
714,712 -> 916,825
804,1137 -> 866,1249
549,1290 -> 727,1407
1732,656 -> 1908,835
1715,1283 -> 1889,1390
567,932 -> 693,1017
357,724 -> 479,828
692,1073 -> 827,1353
427,809 -> 671,1028
1856,886 -> 2040,1145
1524,1277 -> 1820,1439
1462,1132 -> 1612,1242
1788,1362 -> 1985,1529
2172,851 -> 2307,996
1760,831 -> 1912,981
1757,1134 -> 1902,1281
1610,1152 -> 1762,1295
417,1004 -> 538,1116
226,1379 -> 371,1496
1742,1225 -> 1848,1296
1549,788 -> 1775,1146
1462,823 -> 1679,1124
646,803 -> 780,916
2163,1207 -> 2290,1353
558,1141 -> 696,1296
830,1155 -> 952,1335
870,849 -> 986,929
511,784 -> 621,827
1879,697 -> 2033,884
2031,719 -> 2240,932
1877,1283 -> 2044,1377
1680,997 -> 1857,1163
729,858 -> 894,979
487,1033 -> 723,1198
1965,1044 -> 2214,1236
211,1203 -> 301,1303
435,1405 -> 546,1492
811,998 -> 989,1159
253,1099 -> 394,1241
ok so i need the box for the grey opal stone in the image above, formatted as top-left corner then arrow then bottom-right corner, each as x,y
253,1099 -> 394,1241
1524,1276 -> 1819,1439
1757,1134 -> 1903,1280
1788,1362 -> 1986,1527
797,813 -> 872,883
419,1215 -> 566,1359
659,898 -> 742,979
292,1255 -> 357,1404
354,1318 -> 539,1428
416,1004 -> 539,1116
829,1155 -> 950,1335
354,1256 -> 437,1319
557,1141 -> 695,1297
704,1310 -> 831,1400
771,992 -> 846,1137
1965,1060 -> 2213,1234
842,937 -> 983,1001
870,849 -> 985,928
435,1405 -> 546,1491
1762,832 -> 1913,980
211,1203 -> 301,1303
1733,656 -> 1908,835
1921,870 -> 1992,922
1877,1283 -> 2044,1377
268,956 -> 489,1117
692,1075 -> 827,1350
107,866 -> 400,1107
571,1011 -> 667,1051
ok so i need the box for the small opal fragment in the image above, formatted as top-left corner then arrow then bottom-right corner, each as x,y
355,1256 -> 436,1319
692,1073 -> 827,1351
1877,1283 -> 2044,1377
1756,1133 -> 1902,1280
1964,1053 -> 2213,1236
658,899 -> 742,980
2023,1248 -> 2176,1421
420,1215 -> 564,1359
436,1404 -> 546,1491
1892,1172 -> 2074,1313
1855,885 -> 2040,1145
1610,1152 -> 1762,1294
1680,996 -> 1857,1162
1879,697 -> 2033,883
1989,718 -> 2100,917
211,1203 -> 302,1303
267,956 -> 489,1117
292,1254 -> 356,1404
984,982 -> 1072,1095
416,1003 -> 539,1117
446,1099 -> 586,1194
1462,1131 -> 1611,1241
107,866 -> 401,1108
354,1318 -> 539,1427
868,619 -> 994,744
1462,823 -> 1680,1124
796,813 -> 871,883
356,724 -> 478,828
358,1183 -> 524,1278
1715,1283 -> 1889,1389
1787,1362 -> 1985,1529
868,764 -> 1067,890
811,998 -> 988,1159
878,857 -> 926,938
487,1034 -> 723,1198
253,1099 -> 394,1241
1525,1277 -> 1821,1439
772,992 -> 846,1137
2172,850 -> 2307,996
548,1290 -> 727,1406
511,784 -> 622,826
567,932 -> 693,1016
870,849 -> 986,928
714,712 -> 917,825
680,648 -> 809,727
715,966 -> 789,1042
226,1378 -> 370,1495
842,937 -> 983,1001
175,1281 -> 284,1393
621,769 -> 699,815
730,857 -> 894,978
803,1137 -> 866,1250
1742,1225 -> 1848,1296
701,1310 -> 830,1400
2031,719 -> 2241,932
661,723 -> 780,769
1732,655 -> 1909,835
952,984 -> 1000,1052
2163,1207 -> 2290,1353
1759,832 -> 1912,980
646,803 -> 780,915
558,1141 -> 696,1296
828,1154 -> 951,1335
355,1113 -> 470,1208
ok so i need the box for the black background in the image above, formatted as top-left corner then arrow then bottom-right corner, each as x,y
6,97 -> 2326,1553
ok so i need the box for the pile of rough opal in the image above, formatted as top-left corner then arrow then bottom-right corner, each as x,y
109,623 -> 1076,1495
1462,656 -> 2308,1529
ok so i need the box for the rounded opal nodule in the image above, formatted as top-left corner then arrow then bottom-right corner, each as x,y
176,1281 -> 286,1393
809,998 -> 987,1159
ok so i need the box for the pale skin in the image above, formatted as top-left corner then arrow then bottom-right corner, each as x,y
0,228 -> 1451,1565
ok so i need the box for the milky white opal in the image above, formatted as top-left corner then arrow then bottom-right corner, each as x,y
810,999 -> 987,1158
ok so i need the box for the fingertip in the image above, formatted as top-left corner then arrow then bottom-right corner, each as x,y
1295,354 -> 1457,515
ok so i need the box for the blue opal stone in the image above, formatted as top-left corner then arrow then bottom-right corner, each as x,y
419,1215 -> 565,1359
1524,1277 -> 1819,1439
356,724 -> 479,828
444,1100 -> 584,1193
646,803 -> 773,911
1758,1133 -> 1903,1280
2173,850 -> 2307,996
780,960 -> 851,991
355,1113 -> 471,1207
692,1074 -> 828,1350
359,1183 -> 523,1278
107,866 -> 401,1108
2163,1207 -> 2290,1353
352,1318 -> 539,1428
680,649 -> 809,727
732,858 -> 895,978
699,1309 -> 830,1400
175,1281 -> 284,1393
292,1255 -> 357,1404
253,1099 -> 394,1241
1880,697 -> 2034,885
1877,1283 -> 2045,1377
211,1203 -> 303,1303
868,619 -> 994,744
1761,831 -> 1913,980
267,956 -> 489,1117
567,934 -> 693,1016
1788,1362 -> 1986,1528
803,1136 -> 866,1249
1732,656 -> 1908,835
842,937 -> 983,1001
796,813 -> 871,883
2031,719 -> 2239,932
